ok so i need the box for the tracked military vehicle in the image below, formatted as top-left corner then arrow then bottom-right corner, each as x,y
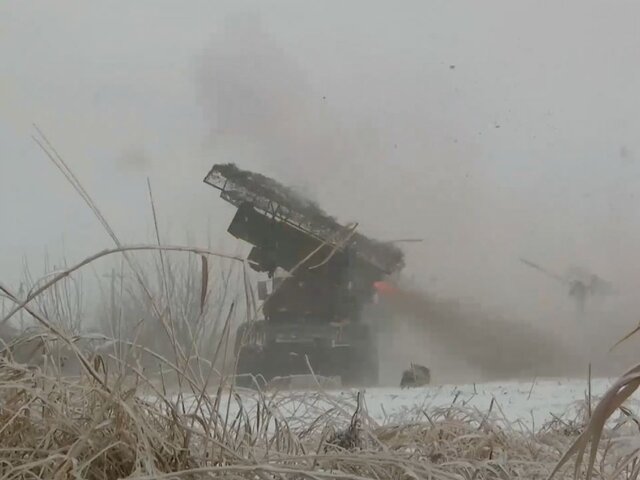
204,164 -> 404,387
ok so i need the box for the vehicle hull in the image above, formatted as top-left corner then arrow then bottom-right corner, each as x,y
233,321 -> 379,389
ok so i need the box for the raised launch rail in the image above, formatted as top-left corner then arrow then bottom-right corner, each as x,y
204,163 -> 404,274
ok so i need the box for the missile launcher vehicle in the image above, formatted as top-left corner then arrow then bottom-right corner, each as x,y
204,163 -> 404,387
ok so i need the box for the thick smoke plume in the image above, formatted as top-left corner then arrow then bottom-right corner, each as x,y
374,282 -> 640,385
376,287 -> 582,383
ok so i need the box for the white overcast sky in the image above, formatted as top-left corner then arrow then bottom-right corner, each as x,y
2,1 -> 640,319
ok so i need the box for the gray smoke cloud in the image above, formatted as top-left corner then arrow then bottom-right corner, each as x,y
196,12 -> 386,205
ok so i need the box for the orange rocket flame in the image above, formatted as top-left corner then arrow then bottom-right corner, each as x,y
373,281 -> 399,296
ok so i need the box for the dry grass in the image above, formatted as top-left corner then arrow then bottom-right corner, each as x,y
0,326 -> 637,480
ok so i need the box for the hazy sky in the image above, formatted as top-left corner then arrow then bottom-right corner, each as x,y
2,1 -> 640,321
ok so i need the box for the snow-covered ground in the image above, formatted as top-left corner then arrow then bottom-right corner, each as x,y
351,377 -> 624,427
171,376 -> 637,431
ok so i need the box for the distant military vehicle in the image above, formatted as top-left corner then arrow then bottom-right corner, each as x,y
204,163 -> 405,388
519,257 -> 616,315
